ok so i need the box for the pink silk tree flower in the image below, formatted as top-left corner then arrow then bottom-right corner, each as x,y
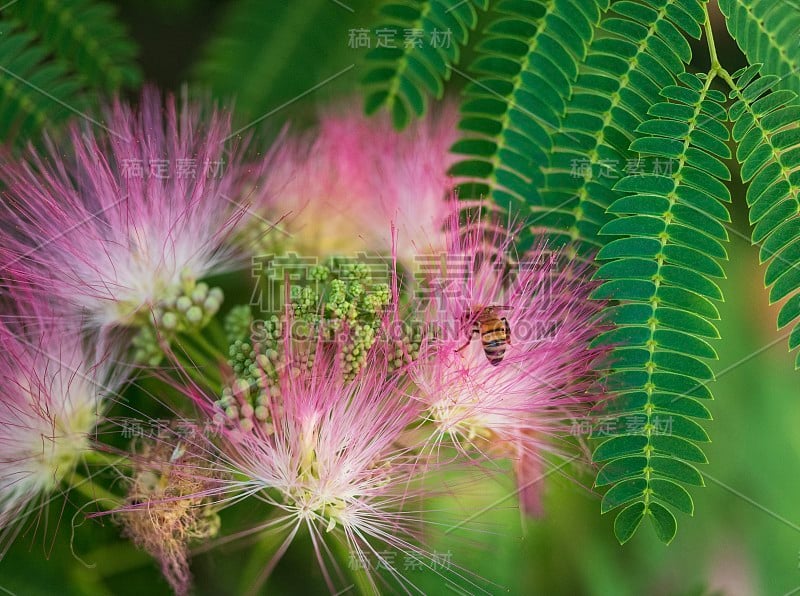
0,291 -> 126,555
252,101 -> 459,269
0,89 -> 252,336
175,341 -> 475,594
411,214 -> 609,516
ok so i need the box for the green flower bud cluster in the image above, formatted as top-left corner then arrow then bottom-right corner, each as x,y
308,264 -> 330,282
326,279 -> 359,321
213,378 -> 279,435
290,262 -> 391,381
224,305 -> 254,344
218,314 -> 290,432
132,325 -> 163,367
388,326 -> 423,372
338,262 -> 370,281
340,322 -> 376,381
227,340 -> 280,389
132,271 -> 224,365
292,286 -> 321,325
363,284 -> 390,316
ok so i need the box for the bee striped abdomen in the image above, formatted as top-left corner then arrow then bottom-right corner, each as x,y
481,321 -> 508,366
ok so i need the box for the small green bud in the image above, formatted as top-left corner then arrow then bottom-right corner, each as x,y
176,296 -> 193,313
255,405 -> 269,421
186,305 -> 203,325
161,312 -> 178,330
193,282 -> 209,301
204,296 -> 221,314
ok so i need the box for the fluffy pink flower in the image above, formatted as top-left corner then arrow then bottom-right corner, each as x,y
412,214 -> 609,515
0,288 -> 125,555
0,89 -> 253,334
174,340 -> 471,593
255,101 -> 458,267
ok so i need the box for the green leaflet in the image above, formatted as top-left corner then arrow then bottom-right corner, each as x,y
541,0 -> 706,256
448,0 -> 608,246
719,0 -> 800,95
6,0 -> 140,92
728,65 -> 800,368
0,1 -> 140,147
0,20 -> 84,143
592,70 -> 730,545
362,0 -> 489,129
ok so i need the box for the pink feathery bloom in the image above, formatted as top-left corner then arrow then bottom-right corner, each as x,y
170,340 -> 475,594
0,89 -> 254,335
254,101 -> 459,267
411,212 -> 609,516
0,288 -> 125,555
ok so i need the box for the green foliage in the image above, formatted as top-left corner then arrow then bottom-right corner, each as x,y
0,20 -> 83,141
728,65 -> 800,367
0,0 -> 140,147
449,0 -> 608,240
7,0 -> 141,91
592,70 -> 731,544
195,0 -> 368,127
719,0 -> 800,95
541,0 -> 706,255
362,0 -> 489,129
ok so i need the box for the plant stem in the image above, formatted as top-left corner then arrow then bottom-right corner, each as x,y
238,528 -> 287,594
176,336 -> 224,392
68,471 -> 123,508
332,534 -> 375,596
704,5 -> 736,89
208,317 -> 230,349
83,450 -> 132,469
704,7 -> 720,70
192,329 -> 226,362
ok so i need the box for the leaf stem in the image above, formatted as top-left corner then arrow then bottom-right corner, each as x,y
704,5 -> 736,89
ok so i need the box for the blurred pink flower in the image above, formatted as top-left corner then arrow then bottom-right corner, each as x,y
0,89 -> 253,334
0,289 -> 125,555
254,101 -> 459,268
412,213 -> 609,515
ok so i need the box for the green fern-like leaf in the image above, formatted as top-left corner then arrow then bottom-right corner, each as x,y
0,20 -> 84,141
448,0 -> 608,232
728,64 -> 800,367
592,70 -> 731,544
6,0 -> 141,91
541,0 -> 706,255
362,0 -> 489,129
719,0 -> 800,95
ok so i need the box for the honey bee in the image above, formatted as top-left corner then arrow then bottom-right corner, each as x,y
456,306 -> 511,366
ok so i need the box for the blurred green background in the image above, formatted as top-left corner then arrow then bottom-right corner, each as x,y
1,1 -> 798,595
